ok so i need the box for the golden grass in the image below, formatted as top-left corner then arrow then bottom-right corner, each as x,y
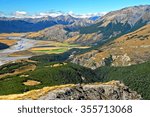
30,47 -> 65,51
0,84 -> 76,100
65,35 -> 81,43
0,33 -> 23,37
26,32 -> 42,38
77,24 -> 150,64
23,80 -> 41,86
0,39 -> 17,46
50,63 -> 67,68
8,50 -> 35,57
0,80 -> 121,100
66,33 -> 97,43
0,64 -> 36,79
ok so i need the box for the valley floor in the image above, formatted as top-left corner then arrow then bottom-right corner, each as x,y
0,36 -> 88,66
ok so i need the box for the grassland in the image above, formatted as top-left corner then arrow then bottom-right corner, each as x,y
0,39 -> 17,46
0,29 -> 149,99
30,47 -> 69,54
0,33 -> 23,37
0,51 -> 150,99
0,62 -> 97,95
30,42 -> 89,54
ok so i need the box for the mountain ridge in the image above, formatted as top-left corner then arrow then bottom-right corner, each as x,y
72,23 -> 150,69
0,15 -> 94,33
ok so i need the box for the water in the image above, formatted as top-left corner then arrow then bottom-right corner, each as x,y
0,38 -> 37,66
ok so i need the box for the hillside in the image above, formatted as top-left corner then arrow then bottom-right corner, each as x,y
25,25 -> 79,41
25,19 -> 93,42
95,61 -> 150,99
0,81 -> 141,100
0,51 -> 149,99
0,61 -> 99,96
72,24 -> 150,69
75,5 -> 150,44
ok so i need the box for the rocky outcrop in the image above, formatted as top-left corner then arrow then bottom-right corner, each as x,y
39,81 -> 141,100
0,81 -> 142,100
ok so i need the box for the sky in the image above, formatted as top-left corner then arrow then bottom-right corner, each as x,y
0,0 -> 150,17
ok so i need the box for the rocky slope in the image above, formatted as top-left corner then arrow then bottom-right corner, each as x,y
72,24 -> 150,69
25,25 -> 78,41
0,81 -> 142,100
39,81 -> 141,100
96,5 -> 150,26
72,5 -> 150,45
25,18 -> 93,42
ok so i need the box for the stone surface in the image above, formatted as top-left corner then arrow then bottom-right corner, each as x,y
39,81 -> 142,100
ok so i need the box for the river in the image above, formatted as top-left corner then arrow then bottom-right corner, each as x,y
0,37 -> 37,66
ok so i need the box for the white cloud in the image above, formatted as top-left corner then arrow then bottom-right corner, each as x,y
13,11 -> 27,18
39,11 -> 63,17
6,10 -> 107,19
0,11 -> 4,17
67,12 -> 107,18
25,11 -> 107,19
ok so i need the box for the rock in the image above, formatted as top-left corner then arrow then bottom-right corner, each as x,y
39,81 -> 142,100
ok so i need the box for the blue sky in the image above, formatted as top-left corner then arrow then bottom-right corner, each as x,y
0,0 -> 150,16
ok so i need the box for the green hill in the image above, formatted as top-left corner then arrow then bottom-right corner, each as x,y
95,61 -> 150,99
0,55 -> 150,99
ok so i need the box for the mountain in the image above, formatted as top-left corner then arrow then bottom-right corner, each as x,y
72,23 -> 150,69
89,16 -> 100,21
25,25 -> 79,41
25,19 -> 93,41
0,15 -> 94,33
75,5 -> 150,44
1,5 -> 150,45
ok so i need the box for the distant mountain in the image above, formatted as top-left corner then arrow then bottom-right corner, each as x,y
77,5 -> 150,44
25,25 -> 78,41
72,24 -> 150,69
2,5 -> 150,46
25,5 -> 150,45
0,15 -> 94,33
25,19 -> 94,41
89,16 -> 100,21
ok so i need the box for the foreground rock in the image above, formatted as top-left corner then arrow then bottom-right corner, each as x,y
39,81 -> 141,100
0,81 -> 141,100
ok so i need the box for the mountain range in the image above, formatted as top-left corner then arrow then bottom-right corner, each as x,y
0,5 -> 150,100
23,5 -> 150,45
0,15 -> 95,33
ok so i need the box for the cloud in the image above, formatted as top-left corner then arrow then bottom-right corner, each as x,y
39,11 -> 63,17
0,11 -> 4,17
6,10 -> 107,18
13,11 -> 27,18
67,11 -> 107,18
31,10 -> 107,18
